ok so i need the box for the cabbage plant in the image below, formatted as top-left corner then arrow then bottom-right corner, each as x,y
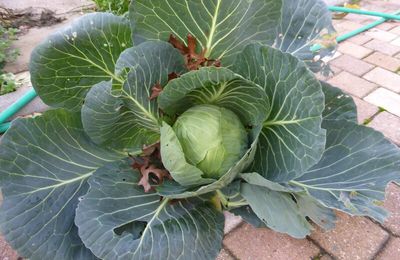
1,0 -> 399,259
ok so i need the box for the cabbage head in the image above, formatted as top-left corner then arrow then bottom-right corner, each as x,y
173,104 -> 248,179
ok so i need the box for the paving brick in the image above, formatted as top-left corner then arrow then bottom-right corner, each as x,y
365,88 -> 400,117
224,223 -> 320,260
216,248 -> 235,260
376,237 -> 400,260
375,22 -> 398,31
338,42 -> 373,59
335,21 -> 364,35
363,67 -> 400,93
383,183 -> 400,236
0,236 -> 19,260
320,255 -> 334,260
363,39 -> 400,56
391,37 -> 400,47
224,212 -> 242,234
366,29 -> 398,42
348,34 -> 373,45
363,52 -> 400,72
389,26 -> 400,36
353,97 -> 379,124
327,71 -> 377,98
310,212 -> 389,260
368,112 -> 400,145
330,55 -> 375,76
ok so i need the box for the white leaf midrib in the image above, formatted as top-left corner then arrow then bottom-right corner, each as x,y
205,0 -> 222,57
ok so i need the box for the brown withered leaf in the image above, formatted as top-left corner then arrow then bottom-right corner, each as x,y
148,73 -> 180,101
149,83 -> 163,100
132,143 -> 171,192
138,164 -> 170,192
169,34 -> 221,70
168,72 -> 179,81
169,34 -> 189,55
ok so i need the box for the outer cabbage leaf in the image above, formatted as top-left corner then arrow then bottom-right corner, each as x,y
0,109 -> 123,260
233,43 -> 326,182
30,13 -> 132,110
321,81 -> 357,123
241,183 -> 312,238
158,66 -> 268,127
276,0 -> 337,73
130,0 -> 282,66
294,192 -> 336,230
75,159 -> 224,260
293,120 -> 400,223
82,81 -> 159,153
118,41 -> 187,130
82,42 -> 186,152
239,172 -> 335,231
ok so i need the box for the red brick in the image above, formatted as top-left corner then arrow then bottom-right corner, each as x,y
224,223 -> 320,260
353,97 -> 378,124
338,42 -> 373,59
224,212 -> 242,234
0,236 -> 19,260
335,21 -> 364,35
376,237 -> 400,260
383,183 -> 400,236
327,71 -> 377,98
369,112 -> 400,145
320,255 -> 334,260
363,67 -> 400,93
216,248 -> 235,260
365,88 -> 400,118
366,29 -> 398,42
330,55 -> 375,76
310,212 -> 389,260
391,37 -> 400,47
363,39 -> 400,56
375,22 -> 397,31
348,34 -> 372,45
389,26 -> 400,36
363,52 -> 400,72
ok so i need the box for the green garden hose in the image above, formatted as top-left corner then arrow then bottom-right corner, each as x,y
311,9 -> 400,52
328,6 -> 400,20
0,87 -> 37,125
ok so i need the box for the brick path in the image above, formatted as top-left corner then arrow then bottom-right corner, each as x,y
1,0 -> 400,259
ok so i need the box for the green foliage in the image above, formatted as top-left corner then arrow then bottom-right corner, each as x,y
0,26 -> 19,70
0,73 -> 18,95
0,26 -> 19,95
92,0 -> 130,16
0,1 -> 399,259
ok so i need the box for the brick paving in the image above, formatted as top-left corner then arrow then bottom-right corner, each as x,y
1,0 -> 400,259
310,213 -> 389,260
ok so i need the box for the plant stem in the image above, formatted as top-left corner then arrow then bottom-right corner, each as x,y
216,189 -> 248,208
